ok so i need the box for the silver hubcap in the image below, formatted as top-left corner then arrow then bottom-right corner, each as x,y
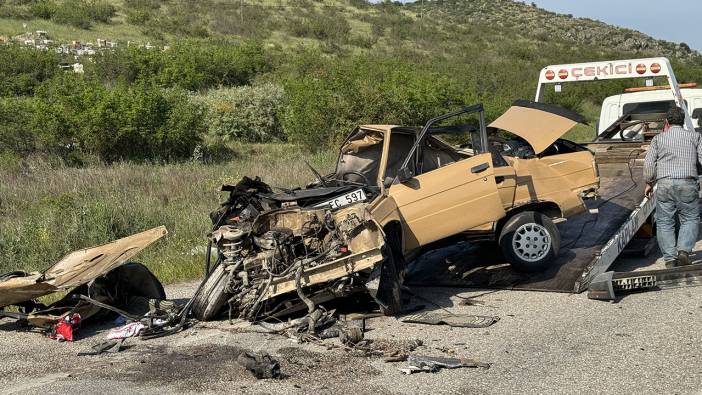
512,223 -> 551,262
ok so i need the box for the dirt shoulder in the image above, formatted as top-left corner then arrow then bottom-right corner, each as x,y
1,279 -> 701,395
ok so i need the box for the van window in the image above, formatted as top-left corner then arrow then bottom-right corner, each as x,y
623,100 -> 688,115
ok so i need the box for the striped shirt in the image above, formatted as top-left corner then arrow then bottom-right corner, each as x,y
644,125 -> 702,184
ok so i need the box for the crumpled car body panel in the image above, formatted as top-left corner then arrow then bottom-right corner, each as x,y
0,226 -> 167,308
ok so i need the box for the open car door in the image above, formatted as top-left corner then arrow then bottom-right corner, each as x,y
390,153 -> 505,247
388,105 -> 506,249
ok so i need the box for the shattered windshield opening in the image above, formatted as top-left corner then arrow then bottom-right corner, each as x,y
336,129 -> 384,186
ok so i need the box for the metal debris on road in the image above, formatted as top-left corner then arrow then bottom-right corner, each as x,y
78,340 -> 125,356
399,355 -> 491,374
400,311 -> 499,328
236,351 -> 281,379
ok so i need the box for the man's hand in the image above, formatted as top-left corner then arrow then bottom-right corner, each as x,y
644,183 -> 653,198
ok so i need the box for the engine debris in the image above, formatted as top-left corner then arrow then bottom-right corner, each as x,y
193,177 -> 390,322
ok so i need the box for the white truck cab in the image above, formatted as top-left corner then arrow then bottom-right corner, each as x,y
598,87 -> 702,135
534,57 -> 695,138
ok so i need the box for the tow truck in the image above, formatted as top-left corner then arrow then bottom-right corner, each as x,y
539,58 -> 702,299
414,57 -> 702,300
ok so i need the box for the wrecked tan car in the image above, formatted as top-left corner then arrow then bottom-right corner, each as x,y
0,227 -> 168,328
193,101 -> 599,321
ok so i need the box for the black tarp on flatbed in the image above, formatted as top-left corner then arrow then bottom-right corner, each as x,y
407,161 -> 648,293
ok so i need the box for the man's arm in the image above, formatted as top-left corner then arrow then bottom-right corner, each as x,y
697,133 -> 702,168
643,137 -> 658,185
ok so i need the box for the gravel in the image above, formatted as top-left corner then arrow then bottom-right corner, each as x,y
1,260 -> 701,394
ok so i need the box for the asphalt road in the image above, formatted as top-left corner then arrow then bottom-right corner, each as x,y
1,270 -> 701,395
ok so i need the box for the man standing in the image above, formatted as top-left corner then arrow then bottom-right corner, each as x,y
644,106 -> 702,267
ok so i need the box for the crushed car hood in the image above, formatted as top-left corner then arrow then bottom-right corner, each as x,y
489,100 -> 586,154
0,226 -> 167,308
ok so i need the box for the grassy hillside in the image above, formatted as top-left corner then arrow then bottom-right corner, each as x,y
1,0 -> 696,59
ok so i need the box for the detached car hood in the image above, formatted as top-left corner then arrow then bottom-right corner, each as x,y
0,226 -> 167,308
489,100 -> 586,154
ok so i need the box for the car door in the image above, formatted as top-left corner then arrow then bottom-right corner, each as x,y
388,152 -> 506,249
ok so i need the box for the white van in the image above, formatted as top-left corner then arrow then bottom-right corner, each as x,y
598,88 -> 702,136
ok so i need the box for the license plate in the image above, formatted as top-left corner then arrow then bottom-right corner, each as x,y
315,189 -> 367,210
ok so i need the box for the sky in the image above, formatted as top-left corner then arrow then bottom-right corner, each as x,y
531,0 -> 702,51
386,0 -> 702,51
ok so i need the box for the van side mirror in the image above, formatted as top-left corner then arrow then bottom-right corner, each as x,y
397,167 -> 413,183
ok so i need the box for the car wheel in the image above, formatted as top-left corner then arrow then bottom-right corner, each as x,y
366,229 -> 403,316
192,262 -> 230,321
499,211 -> 560,273
377,246 -> 402,315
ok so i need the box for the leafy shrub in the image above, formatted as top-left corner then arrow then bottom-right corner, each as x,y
123,0 -> 161,8
0,3 -> 32,18
51,0 -> 115,29
286,9 -> 351,43
280,52 -> 471,148
199,83 -> 285,143
209,4 -> 276,39
150,2 -> 209,37
89,40 -> 269,91
27,0 -> 114,28
85,0 -> 115,23
0,97 -> 40,155
28,74 -> 205,162
0,45 -> 60,96
29,0 -> 56,18
51,2 -> 92,29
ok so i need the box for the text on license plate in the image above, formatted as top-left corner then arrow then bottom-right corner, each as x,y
316,189 -> 367,209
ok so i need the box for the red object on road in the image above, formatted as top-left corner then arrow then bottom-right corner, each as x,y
48,313 -> 81,342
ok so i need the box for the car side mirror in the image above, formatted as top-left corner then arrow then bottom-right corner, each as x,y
397,167 -> 413,183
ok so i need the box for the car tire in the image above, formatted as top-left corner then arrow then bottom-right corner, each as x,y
377,245 -> 402,315
192,262 -> 230,321
499,211 -> 560,273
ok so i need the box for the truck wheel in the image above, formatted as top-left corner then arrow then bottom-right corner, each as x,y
499,211 -> 560,273
192,262 -> 230,321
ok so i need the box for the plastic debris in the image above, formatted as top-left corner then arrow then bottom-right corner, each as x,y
106,322 -> 145,340
48,313 -> 81,342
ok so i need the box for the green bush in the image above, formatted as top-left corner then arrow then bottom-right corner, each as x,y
0,97 -> 40,155
28,74 -> 205,162
125,8 -> 152,25
0,45 -> 60,96
286,9 -> 351,43
89,40 -> 269,91
0,3 -> 32,18
199,83 -> 285,143
209,4 -> 276,39
280,53 -> 472,148
50,0 -> 115,29
29,0 -> 56,18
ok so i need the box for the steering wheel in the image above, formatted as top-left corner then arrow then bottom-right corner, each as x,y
340,171 -> 370,186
